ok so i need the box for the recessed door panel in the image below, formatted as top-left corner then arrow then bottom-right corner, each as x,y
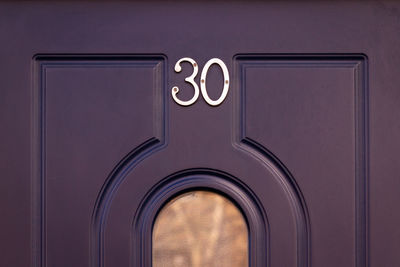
32,56 -> 165,267
235,55 -> 367,266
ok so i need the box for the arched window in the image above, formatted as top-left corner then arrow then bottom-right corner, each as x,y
152,191 -> 248,267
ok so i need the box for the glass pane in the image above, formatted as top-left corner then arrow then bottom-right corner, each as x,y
152,191 -> 248,267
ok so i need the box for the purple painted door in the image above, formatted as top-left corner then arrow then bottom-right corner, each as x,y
1,1 -> 399,267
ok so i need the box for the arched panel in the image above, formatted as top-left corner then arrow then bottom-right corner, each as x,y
132,169 -> 269,267
153,191 -> 248,267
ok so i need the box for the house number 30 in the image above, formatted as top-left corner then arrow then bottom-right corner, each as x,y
171,58 -> 230,106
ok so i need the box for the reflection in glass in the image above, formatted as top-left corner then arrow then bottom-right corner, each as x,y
152,191 -> 248,267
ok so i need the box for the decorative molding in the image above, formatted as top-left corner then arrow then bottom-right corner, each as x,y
31,54 -> 167,267
233,54 -> 369,267
132,168 -> 269,267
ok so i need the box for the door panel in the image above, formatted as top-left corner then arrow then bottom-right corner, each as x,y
32,55 -> 165,267
235,55 -> 367,267
0,2 -> 399,267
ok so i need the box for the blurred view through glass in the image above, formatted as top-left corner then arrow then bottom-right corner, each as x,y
153,191 -> 248,267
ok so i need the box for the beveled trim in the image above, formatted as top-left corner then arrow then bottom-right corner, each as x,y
132,168 -> 269,267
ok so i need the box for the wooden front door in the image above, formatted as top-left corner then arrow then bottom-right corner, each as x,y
1,1 -> 399,267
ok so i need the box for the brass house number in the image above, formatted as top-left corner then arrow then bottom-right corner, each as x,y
171,58 -> 230,106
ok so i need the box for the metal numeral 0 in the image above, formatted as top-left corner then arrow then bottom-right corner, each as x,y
172,58 -> 230,107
